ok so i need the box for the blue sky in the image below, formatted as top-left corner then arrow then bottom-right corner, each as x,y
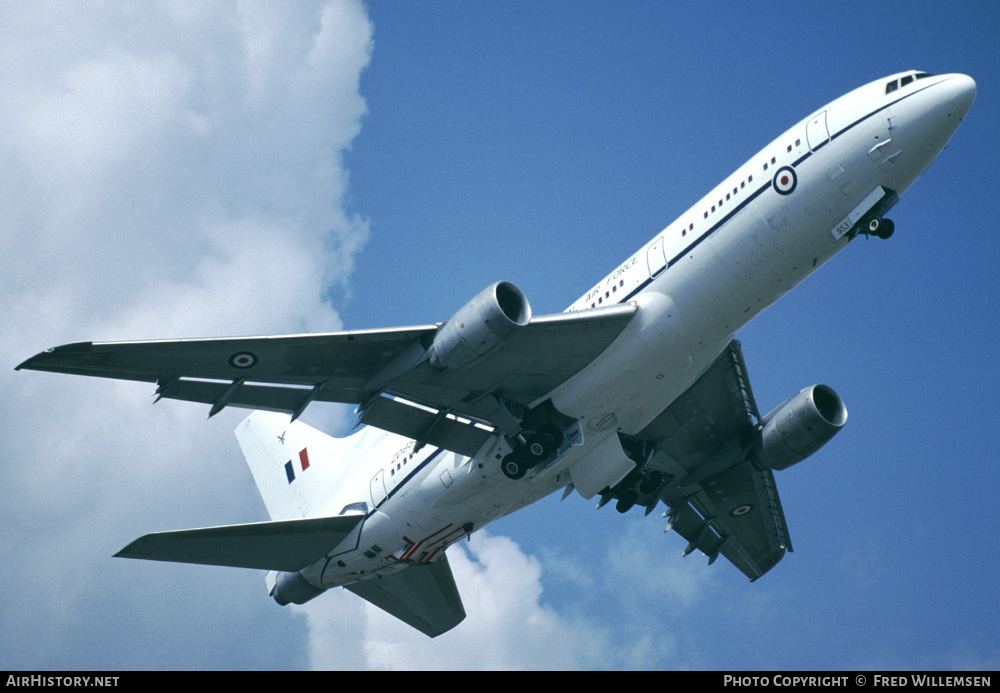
2,1 -> 998,670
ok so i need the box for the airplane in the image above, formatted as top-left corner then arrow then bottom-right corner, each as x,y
18,71 -> 975,638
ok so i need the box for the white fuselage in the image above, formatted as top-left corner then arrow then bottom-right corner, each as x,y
300,72 -> 975,590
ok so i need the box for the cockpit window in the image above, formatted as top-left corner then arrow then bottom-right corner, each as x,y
915,72 -> 933,80
900,75 -> 914,87
885,80 -> 898,94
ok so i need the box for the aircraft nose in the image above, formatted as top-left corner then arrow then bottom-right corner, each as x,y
940,73 -> 976,120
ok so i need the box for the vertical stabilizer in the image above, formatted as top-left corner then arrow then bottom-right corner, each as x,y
235,411 -> 367,520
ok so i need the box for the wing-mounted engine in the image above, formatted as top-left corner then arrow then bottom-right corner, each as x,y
428,281 -> 532,370
753,384 -> 847,471
583,343 -> 850,580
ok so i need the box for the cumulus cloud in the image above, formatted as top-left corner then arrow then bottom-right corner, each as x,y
1,1 -> 372,669
2,2 -> 724,671
297,532 -> 606,670
293,521 -> 729,671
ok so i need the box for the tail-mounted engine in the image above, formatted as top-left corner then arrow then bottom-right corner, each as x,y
753,384 -> 847,471
428,281 -> 532,371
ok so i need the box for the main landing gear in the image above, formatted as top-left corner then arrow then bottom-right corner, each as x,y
500,424 -> 564,480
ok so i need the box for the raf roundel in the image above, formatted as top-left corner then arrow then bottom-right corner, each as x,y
229,351 -> 258,369
773,166 -> 797,195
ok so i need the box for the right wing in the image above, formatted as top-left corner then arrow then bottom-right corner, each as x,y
17,304 -> 636,456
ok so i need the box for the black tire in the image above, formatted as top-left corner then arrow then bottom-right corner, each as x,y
878,218 -> 895,239
538,423 -> 564,453
525,434 -> 551,462
501,452 -> 528,480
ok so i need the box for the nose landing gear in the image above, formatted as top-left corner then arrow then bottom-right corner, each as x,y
866,216 -> 895,239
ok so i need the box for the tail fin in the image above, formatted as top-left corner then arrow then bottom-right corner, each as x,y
235,411 -> 360,520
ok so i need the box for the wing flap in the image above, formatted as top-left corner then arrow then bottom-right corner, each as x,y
359,394 -> 493,457
115,515 -> 364,572
664,462 -> 789,580
345,553 -> 466,638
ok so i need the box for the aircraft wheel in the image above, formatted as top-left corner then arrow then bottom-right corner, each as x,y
867,216 -> 894,239
501,452 -> 528,480
538,423 -> 564,453
524,433 -> 551,462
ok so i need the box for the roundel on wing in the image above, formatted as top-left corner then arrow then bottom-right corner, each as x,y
229,351 -> 258,369
773,166 -> 797,195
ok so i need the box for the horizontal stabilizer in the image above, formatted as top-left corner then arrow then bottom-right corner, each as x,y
115,514 -> 364,572
345,553 -> 466,638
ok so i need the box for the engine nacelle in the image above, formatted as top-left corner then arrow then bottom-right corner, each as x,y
428,281 -> 531,370
754,384 -> 847,471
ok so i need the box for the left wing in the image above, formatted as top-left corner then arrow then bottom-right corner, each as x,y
610,341 -> 794,580
17,304 -> 636,455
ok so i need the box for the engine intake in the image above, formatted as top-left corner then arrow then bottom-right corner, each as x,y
754,384 -> 847,471
428,281 -> 531,370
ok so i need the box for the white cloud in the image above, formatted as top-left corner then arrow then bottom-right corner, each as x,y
297,532 -> 606,670
1,1 -> 372,669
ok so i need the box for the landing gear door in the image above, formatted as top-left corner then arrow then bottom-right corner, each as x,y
806,110 -> 830,152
